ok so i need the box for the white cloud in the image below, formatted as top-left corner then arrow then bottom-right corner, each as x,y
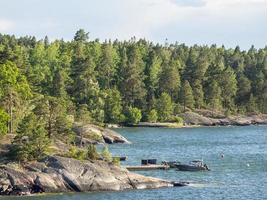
95,0 -> 267,48
0,0 -> 266,48
0,19 -> 14,32
204,0 -> 266,6
104,0 -> 178,39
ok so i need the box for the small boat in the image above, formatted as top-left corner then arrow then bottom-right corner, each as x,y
162,161 -> 181,168
175,160 -> 210,171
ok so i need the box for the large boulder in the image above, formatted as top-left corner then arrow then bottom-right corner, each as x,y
73,124 -> 130,145
0,156 -> 171,196
179,112 -> 214,126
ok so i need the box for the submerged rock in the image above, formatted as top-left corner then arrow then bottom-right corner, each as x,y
0,156 -> 171,196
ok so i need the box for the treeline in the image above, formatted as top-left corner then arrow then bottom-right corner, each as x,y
1,29 -> 267,136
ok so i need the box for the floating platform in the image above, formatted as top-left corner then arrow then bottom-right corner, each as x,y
125,164 -> 170,171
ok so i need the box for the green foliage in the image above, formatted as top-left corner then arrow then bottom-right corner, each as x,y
173,103 -> 183,115
147,109 -> 158,123
0,31 -> 266,139
33,96 -> 72,138
206,80 -> 222,113
76,104 -> 92,124
119,47 -> 146,107
169,116 -> 184,124
192,79 -> 204,109
74,29 -> 89,42
11,114 -> 51,161
112,157 -> 121,167
220,67 -> 238,110
246,94 -> 258,113
125,106 -> 142,124
0,61 -> 31,134
67,146 -> 87,160
179,80 -> 195,111
0,108 -> 9,135
101,146 -> 112,162
87,144 -> 99,160
157,93 -> 173,122
159,60 -> 180,98
104,89 -> 124,123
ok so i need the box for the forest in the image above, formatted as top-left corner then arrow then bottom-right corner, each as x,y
0,29 -> 267,139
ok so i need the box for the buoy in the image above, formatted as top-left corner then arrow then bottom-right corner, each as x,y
247,163 -> 250,167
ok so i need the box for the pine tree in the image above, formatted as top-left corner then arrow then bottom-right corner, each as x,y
97,43 -> 116,89
179,80 -> 195,112
12,113 -> 51,161
119,46 -> 146,107
74,29 -> 89,42
192,79 -> 204,109
156,92 -> 173,122
104,89 -> 124,123
0,61 -> 31,133
220,67 -> 237,111
206,80 -> 222,114
159,59 -> 180,99
247,94 -> 258,113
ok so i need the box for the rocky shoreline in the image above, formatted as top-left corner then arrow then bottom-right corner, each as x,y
0,124 -> 172,196
73,123 -> 130,145
132,112 -> 267,128
0,156 -> 172,196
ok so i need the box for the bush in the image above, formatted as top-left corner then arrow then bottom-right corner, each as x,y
169,116 -> 184,124
112,157 -> 121,166
87,144 -> 99,160
147,109 -> 158,123
101,146 -> 112,162
0,108 -> 9,136
67,146 -> 87,160
125,107 -> 142,124
173,103 -> 183,115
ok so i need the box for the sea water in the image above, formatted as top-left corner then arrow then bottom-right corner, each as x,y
2,126 -> 267,200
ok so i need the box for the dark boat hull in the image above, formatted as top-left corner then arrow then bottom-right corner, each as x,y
175,164 -> 208,171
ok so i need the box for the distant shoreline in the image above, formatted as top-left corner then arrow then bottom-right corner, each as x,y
108,112 -> 267,128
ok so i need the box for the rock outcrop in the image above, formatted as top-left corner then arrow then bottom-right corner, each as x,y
179,112 -> 267,126
73,124 -> 130,145
0,156 -> 172,196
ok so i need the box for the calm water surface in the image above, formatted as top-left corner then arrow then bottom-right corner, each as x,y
2,126 -> 267,200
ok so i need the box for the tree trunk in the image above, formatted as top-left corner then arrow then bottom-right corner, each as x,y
8,91 -> 13,134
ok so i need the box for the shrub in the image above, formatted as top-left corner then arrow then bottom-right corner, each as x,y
0,108 -> 9,136
101,146 -> 112,162
147,109 -> 158,123
125,107 -> 142,124
169,116 -> 184,124
87,144 -> 99,160
173,103 -> 183,115
67,146 -> 87,160
112,157 -> 121,167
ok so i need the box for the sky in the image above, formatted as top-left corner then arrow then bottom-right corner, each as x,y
0,0 -> 267,49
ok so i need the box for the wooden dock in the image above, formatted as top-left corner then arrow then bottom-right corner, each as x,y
125,164 -> 170,171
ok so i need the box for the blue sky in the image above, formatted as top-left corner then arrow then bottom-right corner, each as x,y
0,0 -> 266,49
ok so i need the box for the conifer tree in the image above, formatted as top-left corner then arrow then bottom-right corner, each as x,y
179,80 -> 195,112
